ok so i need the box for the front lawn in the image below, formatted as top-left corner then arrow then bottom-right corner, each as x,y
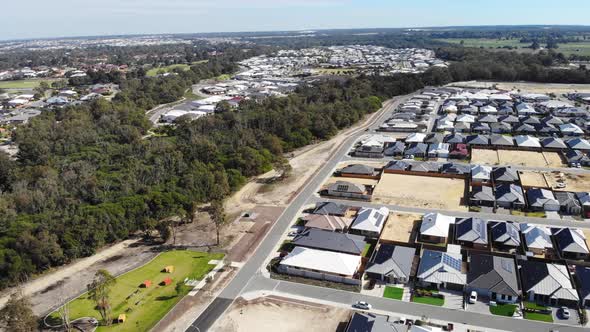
412,295 -> 444,306
524,301 -> 549,311
489,303 -> 517,316
383,286 -> 403,300
49,250 -> 223,332
524,311 -> 554,322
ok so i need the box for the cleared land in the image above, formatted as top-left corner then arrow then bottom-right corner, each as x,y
438,38 -> 590,57
471,149 -> 564,167
373,174 -> 466,211
50,250 -> 223,332
0,78 -> 63,89
556,173 -> 590,192
450,81 -> 590,94
211,296 -> 350,332
146,60 -> 208,77
518,171 -> 550,188
380,212 -> 420,243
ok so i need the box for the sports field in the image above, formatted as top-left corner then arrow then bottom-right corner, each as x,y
0,78 -> 63,89
146,60 -> 208,77
49,250 -> 223,332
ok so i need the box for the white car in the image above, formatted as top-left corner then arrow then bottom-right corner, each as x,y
353,301 -> 372,310
468,291 -> 477,304
560,306 -> 570,319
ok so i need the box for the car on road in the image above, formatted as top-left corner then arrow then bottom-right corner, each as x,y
353,301 -> 372,310
468,291 -> 477,304
560,306 -> 570,319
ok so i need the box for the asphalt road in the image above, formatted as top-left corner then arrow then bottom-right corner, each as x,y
185,96 -> 407,331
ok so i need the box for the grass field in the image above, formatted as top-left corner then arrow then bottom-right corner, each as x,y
50,250 -> 223,332
146,60 -> 208,77
383,286 -> 403,300
412,295 -> 444,306
524,311 -> 554,322
0,78 -> 63,89
489,303 -> 517,317
437,38 -> 590,56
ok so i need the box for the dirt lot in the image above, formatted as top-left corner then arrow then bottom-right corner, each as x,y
449,81 -> 590,94
556,173 -> 590,192
471,148 -> 565,167
518,171 -> 550,188
211,296 -> 350,332
380,213 -> 421,244
373,174 -> 467,211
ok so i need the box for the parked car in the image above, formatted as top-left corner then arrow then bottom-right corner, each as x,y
560,307 -> 570,319
469,291 -> 477,304
353,301 -> 372,310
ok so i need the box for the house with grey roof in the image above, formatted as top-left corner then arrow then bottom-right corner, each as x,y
444,133 -> 465,144
303,214 -> 353,233
495,184 -> 525,210
518,260 -> 579,307
365,245 -> 416,284
419,213 -> 455,244
527,188 -> 560,212
384,160 -> 413,172
551,227 -> 590,260
454,121 -> 471,132
472,123 -> 491,134
489,134 -> 514,147
498,115 -> 520,124
339,164 -> 380,178
490,122 -> 512,134
576,192 -> 590,218
455,217 -> 489,249
350,207 -> 389,238
467,254 -> 520,303
574,266 -> 590,308
490,221 -> 521,250
410,161 -> 441,173
560,123 -> 585,136
325,181 -> 371,200
292,229 -> 367,255
346,312 -> 408,332
514,123 -> 536,134
312,202 -> 349,216
479,114 -> 498,123
566,138 -> 590,151
492,167 -> 519,183
521,116 -> 541,125
541,137 -> 567,149
416,246 -> 466,291
466,134 -> 489,146
427,143 -> 450,158
470,186 -> 495,208
441,162 -> 471,176
404,143 -> 428,158
354,144 -> 384,158
384,141 -> 406,156
424,133 -> 445,144
564,149 -> 590,167
520,223 -> 555,257
541,115 -> 564,126
555,192 -> 582,215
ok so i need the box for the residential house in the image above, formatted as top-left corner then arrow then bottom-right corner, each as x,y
449,143 -> 469,159
455,217 -> 489,249
278,247 -> 362,283
574,266 -> 590,308
384,141 -> 406,156
427,143 -> 450,158
520,223 -> 554,257
354,145 -> 384,158
302,214 -> 353,233
489,134 -> 514,147
554,192 -> 582,215
444,133 -> 465,144
564,150 -> 590,167
406,132 -> 427,143
466,254 -> 520,303
292,229 -> 367,255
345,312 -> 408,332
470,186 -> 495,208
541,137 -> 567,150
404,143 -> 428,158
424,133 -> 445,145
312,202 -> 349,216
440,162 -> 471,176
325,181 -> 371,200
514,123 -> 536,135
365,245 -> 416,284
518,260 -> 579,307
551,228 -> 590,260
350,207 -> 390,238
515,135 -> 541,149
576,192 -> 590,218
339,164 -> 380,178
566,138 -> 590,151
465,134 -> 489,146
384,160 -> 413,172
495,184 -> 525,210
527,188 -> 560,212
472,123 -> 491,134
492,167 -> 520,183
560,123 -> 585,136
416,246 -> 466,291
498,115 -> 520,124
490,221 -> 521,250
410,162 -> 441,173
490,122 -> 512,134
541,115 -> 564,126
418,212 -> 454,244
471,165 -> 492,184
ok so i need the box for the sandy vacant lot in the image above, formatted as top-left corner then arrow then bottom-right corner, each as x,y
471,148 -> 564,168
373,174 -> 467,211
380,213 -> 421,244
519,171 -> 550,188
449,81 -> 590,94
211,296 -> 350,332
556,173 -> 590,192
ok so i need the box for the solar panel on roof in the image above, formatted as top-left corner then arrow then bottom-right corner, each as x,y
442,254 -> 462,271
374,214 -> 384,227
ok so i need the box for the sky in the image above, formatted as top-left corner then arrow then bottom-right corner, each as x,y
2,0 -> 590,40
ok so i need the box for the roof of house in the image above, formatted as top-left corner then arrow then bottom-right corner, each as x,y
490,221 -> 521,247
444,133 -> 466,143
346,312 -> 408,332
471,164 -> 492,180
479,114 -> 498,123
541,137 -> 567,149
498,115 -> 520,123
574,265 -> 590,302
515,135 -> 541,148
468,254 -> 519,297
406,132 -> 426,143
560,123 -> 584,134
527,188 -> 559,209
555,191 -> 582,210
365,245 -> 416,280
425,133 -> 446,144
465,134 -> 489,145
313,202 -> 349,216
495,184 -> 525,204
514,123 -> 536,133
405,143 -> 428,154
492,167 -> 519,182
441,162 -> 471,175
420,213 -> 454,238
456,114 -> 476,123
576,192 -> 590,207
551,228 -> 590,254
292,229 -> 367,255
428,143 -> 450,154
411,161 -> 441,173
541,115 -> 564,125
280,247 -> 361,276
385,141 -> 406,154
303,214 -> 353,232
566,138 -> 590,150
456,217 -> 488,245
519,260 -> 579,301
340,164 -> 376,175
327,181 -> 366,194
384,160 -> 413,171
351,207 -> 389,233
489,134 -> 514,146
471,185 -> 495,202
520,223 -> 553,250
417,249 -> 466,285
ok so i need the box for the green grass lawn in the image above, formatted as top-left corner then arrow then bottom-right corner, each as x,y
412,295 -> 444,306
0,78 -> 63,89
490,303 -> 517,316
523,302 -> 549,311
383,286 -> 403,300
524,311 -> 554,322
50,250 -> 223,332
146,60 -> 208,77
362,242 -> 375,258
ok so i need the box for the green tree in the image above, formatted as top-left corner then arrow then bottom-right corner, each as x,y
208,200 -> 225,246
87,269 -> 116,325
0,291 -> 37,332
175,281 -> 185,296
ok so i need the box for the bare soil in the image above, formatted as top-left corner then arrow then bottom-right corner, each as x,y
380,213 -> 421,244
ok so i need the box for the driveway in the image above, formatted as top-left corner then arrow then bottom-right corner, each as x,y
467,299 -> 491,315
552,307 -> 580,326
440,290 -> 464,310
